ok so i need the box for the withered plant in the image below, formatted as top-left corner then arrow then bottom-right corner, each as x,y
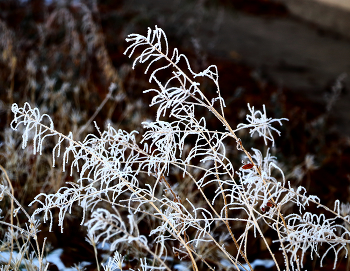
2,25 -> 350,271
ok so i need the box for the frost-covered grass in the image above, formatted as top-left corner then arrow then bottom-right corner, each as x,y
1,22 -> 350,271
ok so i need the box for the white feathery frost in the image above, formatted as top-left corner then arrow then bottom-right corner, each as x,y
236,103 -> 288,146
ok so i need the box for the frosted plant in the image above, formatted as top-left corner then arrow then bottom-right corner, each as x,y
6,25 -> 350,271
0,166 -> 47,271
236,103 -> 287,146
103,251 -> 124,271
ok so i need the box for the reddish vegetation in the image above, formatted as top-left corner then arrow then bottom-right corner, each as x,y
242,163 -> 254,170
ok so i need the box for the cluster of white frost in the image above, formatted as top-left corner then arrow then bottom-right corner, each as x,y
6,26 -> 350,270
236,104 -> 287,146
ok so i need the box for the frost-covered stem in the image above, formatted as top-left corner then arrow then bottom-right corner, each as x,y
40,238 -> 48,271
173,74 -> 253,269
158,172 -> 181,204
233,132 -> 293,244
13,110 -> 199,271
158,69 -> 253,267
167,163 -> 249,270
88,237 -> 100,271
160,42 -> 286,267
249,207 -> 281,271
186,219 -> 247,271
276,207 -> 290,271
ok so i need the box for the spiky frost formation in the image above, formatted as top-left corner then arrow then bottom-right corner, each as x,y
236,104 -> 288,146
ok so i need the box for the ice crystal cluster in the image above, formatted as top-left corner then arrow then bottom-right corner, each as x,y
5,26 -> 350,270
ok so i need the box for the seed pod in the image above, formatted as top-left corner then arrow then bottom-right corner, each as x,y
242,163 -> 254,170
